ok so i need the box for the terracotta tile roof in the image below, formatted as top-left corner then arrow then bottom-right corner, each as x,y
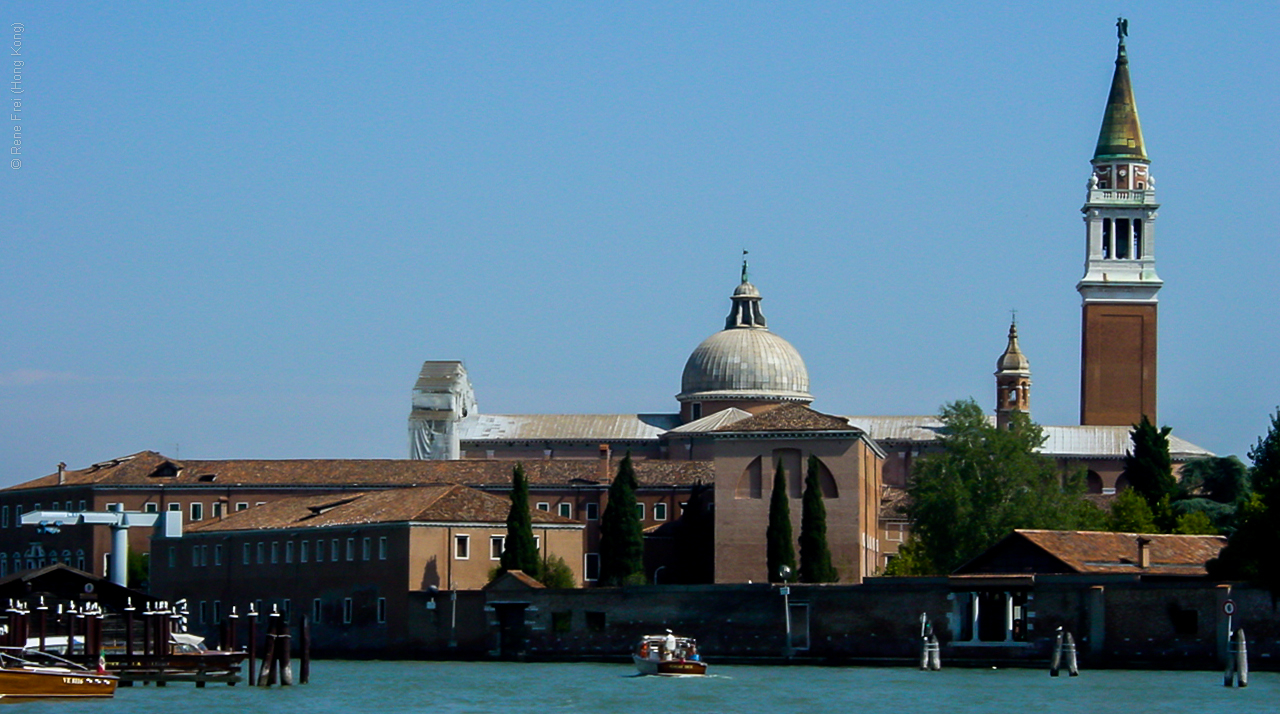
186,484 -> 579,533
963,529 -> 1227,577
8,451 -> 713,491
714,403 -> 861,433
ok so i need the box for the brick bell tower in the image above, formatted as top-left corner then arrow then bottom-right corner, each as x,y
1078,18 -> 1161,426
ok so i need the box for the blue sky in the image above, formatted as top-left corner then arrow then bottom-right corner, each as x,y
3,2 -> 1278,486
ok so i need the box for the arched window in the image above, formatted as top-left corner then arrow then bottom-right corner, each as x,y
75,550 -> 86,571
1086,471 -> 1104,495
0,553 -> 7,576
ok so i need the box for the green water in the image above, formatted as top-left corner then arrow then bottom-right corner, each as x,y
19,661 -> 1280,713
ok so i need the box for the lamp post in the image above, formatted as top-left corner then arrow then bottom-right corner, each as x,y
779,565 -> 794,658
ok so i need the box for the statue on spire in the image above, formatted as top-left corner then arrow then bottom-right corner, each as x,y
741,249 -> 750,284
1116,17 -> 1128,44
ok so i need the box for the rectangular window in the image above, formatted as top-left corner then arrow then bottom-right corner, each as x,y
199,601 -> 207,625
301,540 -> 310,563
191,546 -> 199,567
312,598 -> 322,624
243,543 -> 251,565
346,538 -> 355,562
282,599 -> 291,619
454,534 -> 470,560
332,539 -> 340,562
536,502 -> 550,512
101,503 -> 114,512
190,502 -> 204,522
558,503 -> 572,519
213,601 -> 222,623
378,537 -> 387,560
78,500 -> 86,511
144,502 -> 158,513
636,503 -> 645,521
654,502 -> 668,521
316,540 -> 324,563
377,598 -> 387,624
1,506 -> 8,528
51,501 -> 59,511
214,544 -> 223,566
490,536 -> 504,561
256,542 -> 264,565
168,502 -> 182,512
342,598 -> 353,624
585,502 -> 599,521
362,537 -> 370,561
271,542 -> 279,564
584,553 -> 600,581
285,541 -> 294,564
212,502 -> 224,519
168,547 -> 176,568
235,502 -> 249,512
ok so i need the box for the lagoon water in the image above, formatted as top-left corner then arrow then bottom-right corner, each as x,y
22,661 -> 1280,714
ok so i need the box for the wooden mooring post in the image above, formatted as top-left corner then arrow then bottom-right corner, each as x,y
1224,627 -> 1249,688
299,614 -> 311,685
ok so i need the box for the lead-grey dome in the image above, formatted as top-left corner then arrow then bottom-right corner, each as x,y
677,265 -> 812,404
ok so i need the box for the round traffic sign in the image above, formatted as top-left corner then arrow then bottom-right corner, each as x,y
1223,600 -> 1236,615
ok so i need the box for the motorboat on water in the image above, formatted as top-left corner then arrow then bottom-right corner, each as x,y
0,647 -> 117,699
633,632 -> 707,676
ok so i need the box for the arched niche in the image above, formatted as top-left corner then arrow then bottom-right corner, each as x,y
736,456 -> 763,499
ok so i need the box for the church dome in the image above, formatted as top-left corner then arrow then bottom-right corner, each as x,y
679,328 -> 811,401
677,262 -> 812,405
996,322 -> 1031,374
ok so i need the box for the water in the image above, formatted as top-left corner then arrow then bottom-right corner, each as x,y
17,661 -> 1280,714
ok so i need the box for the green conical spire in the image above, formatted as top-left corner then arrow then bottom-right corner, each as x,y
1094,18 -> 1147,162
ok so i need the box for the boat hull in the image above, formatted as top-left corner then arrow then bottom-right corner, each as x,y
632,655 -> 707,677
0,668 -> 118,699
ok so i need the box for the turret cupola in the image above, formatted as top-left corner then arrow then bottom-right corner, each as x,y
994,320 -> 1031,430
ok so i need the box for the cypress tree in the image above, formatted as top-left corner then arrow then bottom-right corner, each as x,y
799,454 -> 838,583
500,463 -> 540,576
598,453 -> 644,585
671,481 -> 714,584
766,461 -> 796,583
1122,416 -> 1177,529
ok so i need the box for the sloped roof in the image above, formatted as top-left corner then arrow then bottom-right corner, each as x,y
843,417 -> 1213,460
456,414 -> 679,442
716,403 -> 860,433
957,529 -> 1226,577
7,451 -> 713,491
667,408 -> 753,433
186,485 -> 579,533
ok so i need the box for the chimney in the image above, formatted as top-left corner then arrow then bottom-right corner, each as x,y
1137,537 -> 1152,568
598,444 -> 611,481
57,462 -> 66,485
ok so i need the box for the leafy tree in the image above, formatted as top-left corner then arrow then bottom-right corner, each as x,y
1107,488 -> 1157,533
671,482 -> 714,584
598,453 -> 645,585
499,463 -> 540,576
1122,416 -> 1177,528
1172,510 -> 1218,535
1178,456 -> 1250,504
536,555 -> 577,589
126,549 -> 149,589
1209,410 -> 1280,592
898,400 -> 1104,575
766,461 -> 796,583
799,455 -> 838,583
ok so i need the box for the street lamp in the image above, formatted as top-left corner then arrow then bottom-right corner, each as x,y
779,565 -> 794,657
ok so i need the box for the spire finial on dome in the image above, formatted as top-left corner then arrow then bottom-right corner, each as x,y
741,249 -> 749,284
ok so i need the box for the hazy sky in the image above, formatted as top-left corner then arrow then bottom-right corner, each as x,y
4,3 -> 1279,486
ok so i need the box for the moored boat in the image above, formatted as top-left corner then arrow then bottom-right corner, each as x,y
0,648 -> 117,699
632,632 -> 707,676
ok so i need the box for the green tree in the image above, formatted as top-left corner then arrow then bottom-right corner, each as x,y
598,453 -> 645,585
671,481 -> 714,584
1107,488 -> 1158,533
1209,410 -> 1280,592
799,455 -> 837,583
126,549 -> 149,589
1178,455 -> 1250,504
500,463 -> 540,576
766,461 -> 796,583
1122,416 -> 1177,528
1172,510 -> 1218,535
536,555 -> 577,589
898,400 -> 1104,575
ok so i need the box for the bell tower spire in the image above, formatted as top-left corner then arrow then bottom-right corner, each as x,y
1078,18 -> 1161,426
995,317 -> 1031,430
